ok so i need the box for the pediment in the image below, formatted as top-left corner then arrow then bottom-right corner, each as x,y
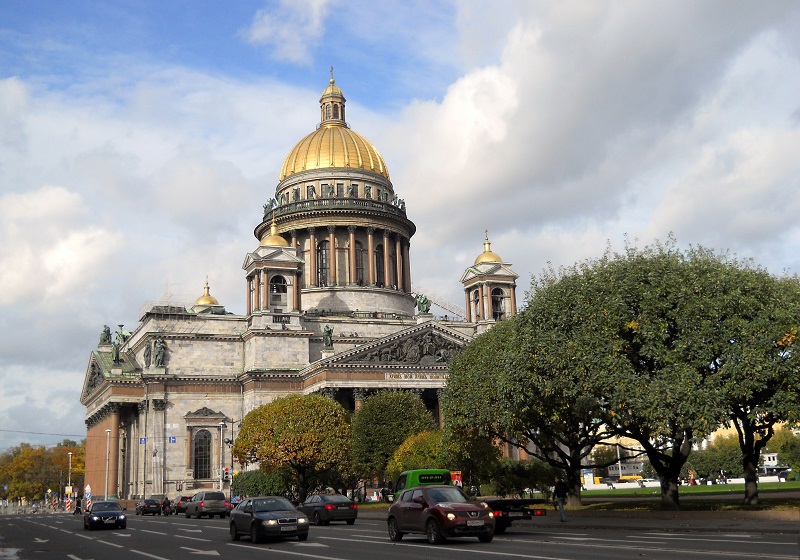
460,262 -> 519,283
316,321 -> 473,368
242,247 -> 304,269
81,358 -> 107,400
184,406 -> 226,419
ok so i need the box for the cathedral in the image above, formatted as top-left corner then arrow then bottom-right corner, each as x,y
80,77 -> 519,500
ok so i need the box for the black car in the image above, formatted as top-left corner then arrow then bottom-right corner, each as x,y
299,493 -> 357,525
135,499 -> 162,515
229,496 -> 309,543
83,501 -> 127,530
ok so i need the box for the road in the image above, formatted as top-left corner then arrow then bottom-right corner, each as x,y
0,511 -> 797,560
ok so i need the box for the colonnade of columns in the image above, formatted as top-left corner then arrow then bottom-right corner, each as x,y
245,269 -> 302,315
463,282 -> 517,323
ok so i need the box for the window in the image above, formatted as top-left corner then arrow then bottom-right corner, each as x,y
333,104 -> 340,119
336,183 -> 344,197
390,246 -> 398,289
193,429 -> 211,479
491,288 -> 505,320
270,275 -> 288,306
472,289 -> 481,320
325,104 -> 331,119
317,241 -> 330,286
374,244 -> 385,287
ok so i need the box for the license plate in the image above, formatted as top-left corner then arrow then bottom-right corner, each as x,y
466,520 -> 484,527
280,525 -> 296,532
104,519 -> 116,524
509,512 -> 523,517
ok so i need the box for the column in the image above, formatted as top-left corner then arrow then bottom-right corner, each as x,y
402,240 -> 412,294
464,290 -> 472,322
483,284 -> 491,321
353,388 -> 367,412
510,283 -> 517,316
254,270 -> 261,311
108,404 -> 121,499
261,270 -> 268,311
382,231 -> 391,288
292,271 -> 300,311
348,226 -> 357,285
367,228 -> 375,286
308,228 -> 316,287
395,236 -> 403,291
246,277 -> 252,315
328,226 -> 337,286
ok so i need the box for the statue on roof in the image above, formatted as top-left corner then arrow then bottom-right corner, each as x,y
99,325 -> 111,345
415,293 -> 432,314
323,325 -> 334,348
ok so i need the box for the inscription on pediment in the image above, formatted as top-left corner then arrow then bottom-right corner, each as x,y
353,330 -> 462,365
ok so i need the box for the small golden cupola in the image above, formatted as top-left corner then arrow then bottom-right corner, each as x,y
474,230 -> 502,264
260,220 -> 289,247
192,279 -> 225,314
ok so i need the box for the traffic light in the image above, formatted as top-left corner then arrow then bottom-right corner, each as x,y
223,468 -> 230,481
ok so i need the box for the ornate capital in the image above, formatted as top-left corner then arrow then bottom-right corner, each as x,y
353,388 -> 367,401
348,225 -> 356,234
321,387 -> 337,399
152,399 -> 167,411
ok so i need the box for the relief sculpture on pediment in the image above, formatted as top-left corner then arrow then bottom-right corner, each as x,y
356,331 -> 461,365
83,362 -> 104,397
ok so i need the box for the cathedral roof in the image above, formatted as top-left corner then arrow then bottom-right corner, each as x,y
278,77 -> 390,181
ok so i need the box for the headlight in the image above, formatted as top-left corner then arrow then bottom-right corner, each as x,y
118,515 -> 126,520
488,512 -> 494,518
298,517 -> 308,524
446,513 -> 456,521
91,516 -> 100,521
263,519 -> 278,526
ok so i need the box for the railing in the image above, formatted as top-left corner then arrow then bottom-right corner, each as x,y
264,198 -> 408,222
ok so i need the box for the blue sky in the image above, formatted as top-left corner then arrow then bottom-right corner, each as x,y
1,0 -> 800,452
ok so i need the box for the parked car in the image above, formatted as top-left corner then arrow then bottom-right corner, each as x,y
84,501 -> 127,530
299,493 -> 357,525
185,491 -> 229,519
387,485 -> 494,544
174,495 -> 193,514
135,499 -> 162,515
229,496 -> 309,543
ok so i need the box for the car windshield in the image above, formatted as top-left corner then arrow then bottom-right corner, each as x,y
426,487 -> 468,504
92,502 -> 122,511
204,493 -> 225,500
324,495 -> 352,504
253,498 -> 295,512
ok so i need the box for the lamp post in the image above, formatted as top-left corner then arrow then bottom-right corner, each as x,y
219,422 -> 226,491
68,451 -> 73,488
223,419 -> 239,504
105,429 -> 111,500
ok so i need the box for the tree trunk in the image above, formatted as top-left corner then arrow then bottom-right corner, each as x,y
742,452 -> 759,506
659,478 -> 680,510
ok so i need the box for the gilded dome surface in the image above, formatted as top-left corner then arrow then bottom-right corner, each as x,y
278,77 -> 390,181
474,232 -> 502,265
260,221 -> 289,247
194,281 -> 219,306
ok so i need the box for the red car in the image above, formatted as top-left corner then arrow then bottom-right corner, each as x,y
387,485 -> 495,544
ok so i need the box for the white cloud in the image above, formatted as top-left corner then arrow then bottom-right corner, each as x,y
241,0 -> 333,65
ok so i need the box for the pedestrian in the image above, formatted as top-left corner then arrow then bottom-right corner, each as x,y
553,476 -> 569,522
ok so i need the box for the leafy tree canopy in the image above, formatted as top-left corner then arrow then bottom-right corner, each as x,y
233,394 -> 351,502
351,390 -> 435,481
386,430 -> 445,482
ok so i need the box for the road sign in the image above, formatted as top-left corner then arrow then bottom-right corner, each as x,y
139,437 -> 147,444
169,436 -> 176,443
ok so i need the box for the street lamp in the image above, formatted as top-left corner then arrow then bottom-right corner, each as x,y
68,452 -> 73,488
219,422 -> 226,491
105,429 -> 111,500
223,419 -> 239,504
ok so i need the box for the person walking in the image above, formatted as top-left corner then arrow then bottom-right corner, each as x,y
553,476 -> 569,522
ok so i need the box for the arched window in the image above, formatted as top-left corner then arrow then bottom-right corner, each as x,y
193,429 -> 211,479
317,241 -> 329,286
269,275 -> 288,309
333,104 -> 340,119
374,244 -> 385,287
325,104 -> 331,119
491,288 -> 505,321
472,289 -> 481,320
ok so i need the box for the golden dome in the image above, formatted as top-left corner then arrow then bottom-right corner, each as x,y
260,220 -> 289,247
278,77 -> 390,181
474,231 -> 502,264
194,280 -> 219,306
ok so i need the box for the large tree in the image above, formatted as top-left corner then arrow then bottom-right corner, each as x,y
351,390 -> 435,484
232,394 -> 351,502
444,297 -> 615,506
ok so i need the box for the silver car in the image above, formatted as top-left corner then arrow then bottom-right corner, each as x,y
185,491 -> 229,519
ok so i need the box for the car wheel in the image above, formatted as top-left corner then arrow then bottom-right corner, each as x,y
387,517 -> 403,542
478,533 -> 494,543
494,523 -> 507,534
118,524 -> 127,530
185,510 -> 191,518
346,519 -> 355,525
426,519 -> 446,545
230,522 -> 240,541
298,533 -> 308,542
313,512 -> 323,526
250,524 -> 261,544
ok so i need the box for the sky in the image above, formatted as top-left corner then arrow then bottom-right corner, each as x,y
1,0 -> 799,453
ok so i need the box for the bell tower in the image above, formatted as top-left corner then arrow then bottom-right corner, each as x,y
461,231 -> 518,332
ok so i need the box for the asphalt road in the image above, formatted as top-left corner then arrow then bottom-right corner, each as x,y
0,511 -> 797,560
